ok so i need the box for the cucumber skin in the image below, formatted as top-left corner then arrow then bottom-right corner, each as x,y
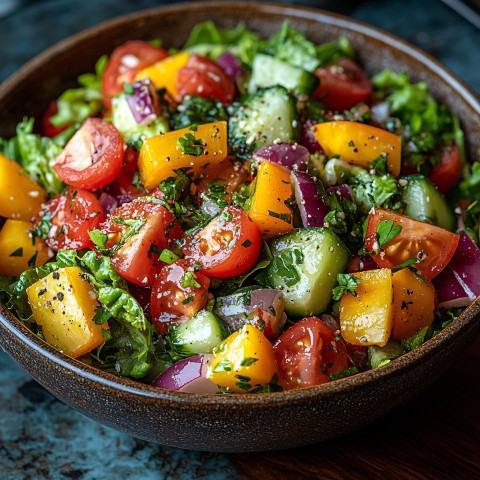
169,310 -> 228,356
261,228 -> 351,317
401,175 -> 456,231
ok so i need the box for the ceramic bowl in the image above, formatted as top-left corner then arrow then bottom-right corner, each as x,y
1,1 -> 480,453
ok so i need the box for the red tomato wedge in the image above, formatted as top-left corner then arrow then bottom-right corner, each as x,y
100,199 -> 182,286
101,40 -> 169,109
364,208 -> 460,281
33,188 -> 105,251
183,206 -> 262,279
273,317 -> 348,390
428,141 -> 462,194
313,58 -> 372,111
52,118 -> 125,191
150,259 -> 210,333
177,54 -> 236,104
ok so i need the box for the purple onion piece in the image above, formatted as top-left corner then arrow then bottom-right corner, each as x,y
125,78 -> 159,125
433,232 -> 480,308
300,118 -> 323,153
152,354 -> 218,393
291,170 -> 330,227
216,52 -> 245,82
326,184 -> 354,203
98,192 -> 118,214
253,143 -> 309,172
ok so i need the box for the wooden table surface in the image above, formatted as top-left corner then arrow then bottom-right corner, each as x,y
231,334 -> 480,480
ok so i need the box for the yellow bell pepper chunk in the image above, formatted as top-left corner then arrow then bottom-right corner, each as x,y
248,162 -> 294,239
391,268 -> 435,340
311,121 -> 401,176
339,268 -> 393,347
27,267 -> 108,358
207,325 -> 279,393
138,121 -> 228,188
135,51 -> 189,99
0,153 -> 46,221
0,220 -> 52,276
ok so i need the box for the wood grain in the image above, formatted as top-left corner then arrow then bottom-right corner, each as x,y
231,335 -> 480,480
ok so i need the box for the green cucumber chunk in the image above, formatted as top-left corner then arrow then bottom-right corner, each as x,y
400,175 -> 456,231
368,339 -> 405,369
228,85 -> 299,160
248,53 -> 319,96
257,227 -> 350,316
169,309 -> 228,355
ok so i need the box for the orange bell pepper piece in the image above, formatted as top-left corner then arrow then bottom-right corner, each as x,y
207,325 -> 280,393
248,162 -> 294,239
391,268 -> 435,340
0,219 -> 52,276
0,153 -> 46,221
138,121 -> 228,189
27,267 -> 109,358
311,121 -> 401,176
339,268 -> 393,347
135,51 -> 189,99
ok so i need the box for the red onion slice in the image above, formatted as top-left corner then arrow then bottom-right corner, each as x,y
125,78 -> 159,125
152,354 -> 218,393
433,232 -> 480,308
326,184 -> 354,203
291,170 -> 330,227
98,192 -> 118,214
253,143 -> 309,172
216,52 -> 245,82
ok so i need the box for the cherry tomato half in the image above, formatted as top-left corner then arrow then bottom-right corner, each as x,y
150,259 -> 211,333
313,58 -> 372,111
183,206 -> 262,279
177,54 -> 236,104
101,40 -> 168,109
428,141 -> 461,194
273,317 -> 348,390
33,188 -> 105,251
40,101 -> 70,138
100,199 -> 182,286
364,208 -> 460,281
52,118 -> 125,191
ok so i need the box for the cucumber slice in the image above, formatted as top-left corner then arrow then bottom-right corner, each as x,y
169,309 -> 228,356
400,175 -> 456,231
257,227 -> 350,316
248,54 -> 319,96
112,94 -> 169,150
228,85 -> 299,160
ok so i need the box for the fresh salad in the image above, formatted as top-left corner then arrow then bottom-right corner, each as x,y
1,21 -> 479,394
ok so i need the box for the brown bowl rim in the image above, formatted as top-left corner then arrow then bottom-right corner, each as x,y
1,0 -> 480,408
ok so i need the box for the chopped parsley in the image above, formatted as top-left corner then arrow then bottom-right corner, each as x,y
376,219 -> 402,247
332,273 -> 362,301
240,357 -> 258,367
181,271 -> 201,289
177,132 -> 205,156
159,249 -> 179,265
270,249 -> 303,287
9,248 -> 23,257
267,210 -> 292,224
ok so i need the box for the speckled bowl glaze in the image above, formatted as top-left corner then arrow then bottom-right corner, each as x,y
1,1 -> 480,453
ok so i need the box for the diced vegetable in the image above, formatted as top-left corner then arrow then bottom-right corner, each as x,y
169,309 -> 228,355
252,142 -> 309,172
291,170 -> 330,227
391,268 -> 435,340
0,152 -> 46,221
153,354 -> 219,393
229,85 -> 299,160
0,220 -> 52,276
311,121 -> 401,176
26,266 -> 108,358
258,227 -> 350,316
368,339 -> 404,369
207,324 -> 280,393
400,175 -> 456,231
125,78 -> 159,125
138,121 -> 228,188
248,161 -> 294,238
339,268 -> 393,347
248,53 -> 319,96
134,51 -> 190,99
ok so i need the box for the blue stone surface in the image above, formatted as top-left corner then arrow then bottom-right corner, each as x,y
0,1 -> 478,478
